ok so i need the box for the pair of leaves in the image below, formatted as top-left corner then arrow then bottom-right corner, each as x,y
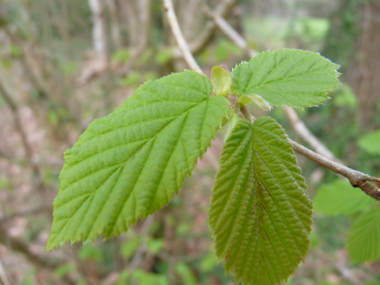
48,49 -> 340,285
209,118 -> 312,285
314,180 -> 380,264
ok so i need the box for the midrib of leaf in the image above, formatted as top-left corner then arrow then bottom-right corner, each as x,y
256,175 -> 301,261
60,102 -> 200,192
253,130 -> 309,238
95,141 -> 150,238
138,112 -> 190,213
244,53 -> 291,90
248,66 -> 331,91
50,164 -> 126,244
232,49 -> 340,108
257,179 -> 294,281
209,117 -> 312,285
59,102 -> 201,233
70,107 -> 193,164
247,52 -> 330,90
212,126 -> 253,253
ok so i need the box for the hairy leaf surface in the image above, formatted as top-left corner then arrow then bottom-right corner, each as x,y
232,49 -> 340,107
209,117 -> 312,285
346,206 -> 380,263
47,71 -> 230,250
314,179 -> 376,216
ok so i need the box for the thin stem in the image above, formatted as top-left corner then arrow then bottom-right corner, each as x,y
163,0 -> 203,75
0,79 -> 33,160
284,106 -> 340,163
203,6 -> 257,58
291,139 -> 380,200
172,0 -> 239,58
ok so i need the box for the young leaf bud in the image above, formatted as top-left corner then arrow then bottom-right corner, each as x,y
211,65 -> 232,97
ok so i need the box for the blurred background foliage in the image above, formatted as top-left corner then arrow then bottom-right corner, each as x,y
0,0 -> 379,284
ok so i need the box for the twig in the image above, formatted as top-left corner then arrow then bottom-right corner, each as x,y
0,79 -> 33,160
128,215 -> 154,270
163,0 -> 203,74
284,106 -> 341,163
202,6 -> 258,58
0,223 -> 77,284
0,259 -> 12,285
172,0 -> 239,58
291,139 -> 380,200
0,204 -> 53,223
0,79 -> 47,195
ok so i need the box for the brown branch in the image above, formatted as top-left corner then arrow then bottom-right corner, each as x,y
172,0 -> 238,58
0,204 -> 53,223
0,79 -> 47,195
203,6 -> 258,58
0,258 -> 12,285
284,106 -> 341,162
0,148 -> 63,169
291,139 -> 380,200
163,0 -> 203,74
0,79 -> 33,160
0,223 -> 76,284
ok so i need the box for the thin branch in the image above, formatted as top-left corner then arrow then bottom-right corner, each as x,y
0,259 -> 12,285
0,79 -> 47,195
284,106 -> 341,163
0,222 -> 76,284
291,139 -> 380,200
128,215 -> 154,270
203,6 -> 258,58
172,0 -> 238,58
0,204 -> 53,223
163,0 -> 203,74
0,79 -> 33,160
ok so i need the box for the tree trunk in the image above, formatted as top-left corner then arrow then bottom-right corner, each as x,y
88,0 -> 107,53
347,0 -> 380,128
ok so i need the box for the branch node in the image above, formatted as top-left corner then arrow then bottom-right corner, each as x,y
354,181 -> 380,201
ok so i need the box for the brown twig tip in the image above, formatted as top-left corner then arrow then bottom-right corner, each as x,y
355,181 -> 380,201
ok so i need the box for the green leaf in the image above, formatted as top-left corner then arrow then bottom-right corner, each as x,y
358,130 -> 380,155
232,49 -> 340,107
209,117 -> 312,285
47,71 -> 230,250
211,65 -> 232,97
314,179 -> 376,216
121,236 -> 140,259
147,238 -> 164,254
346,206 -> 380,264
78,244 -> 103,261
176,262 -> 197,285
54,263 -> 76,278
